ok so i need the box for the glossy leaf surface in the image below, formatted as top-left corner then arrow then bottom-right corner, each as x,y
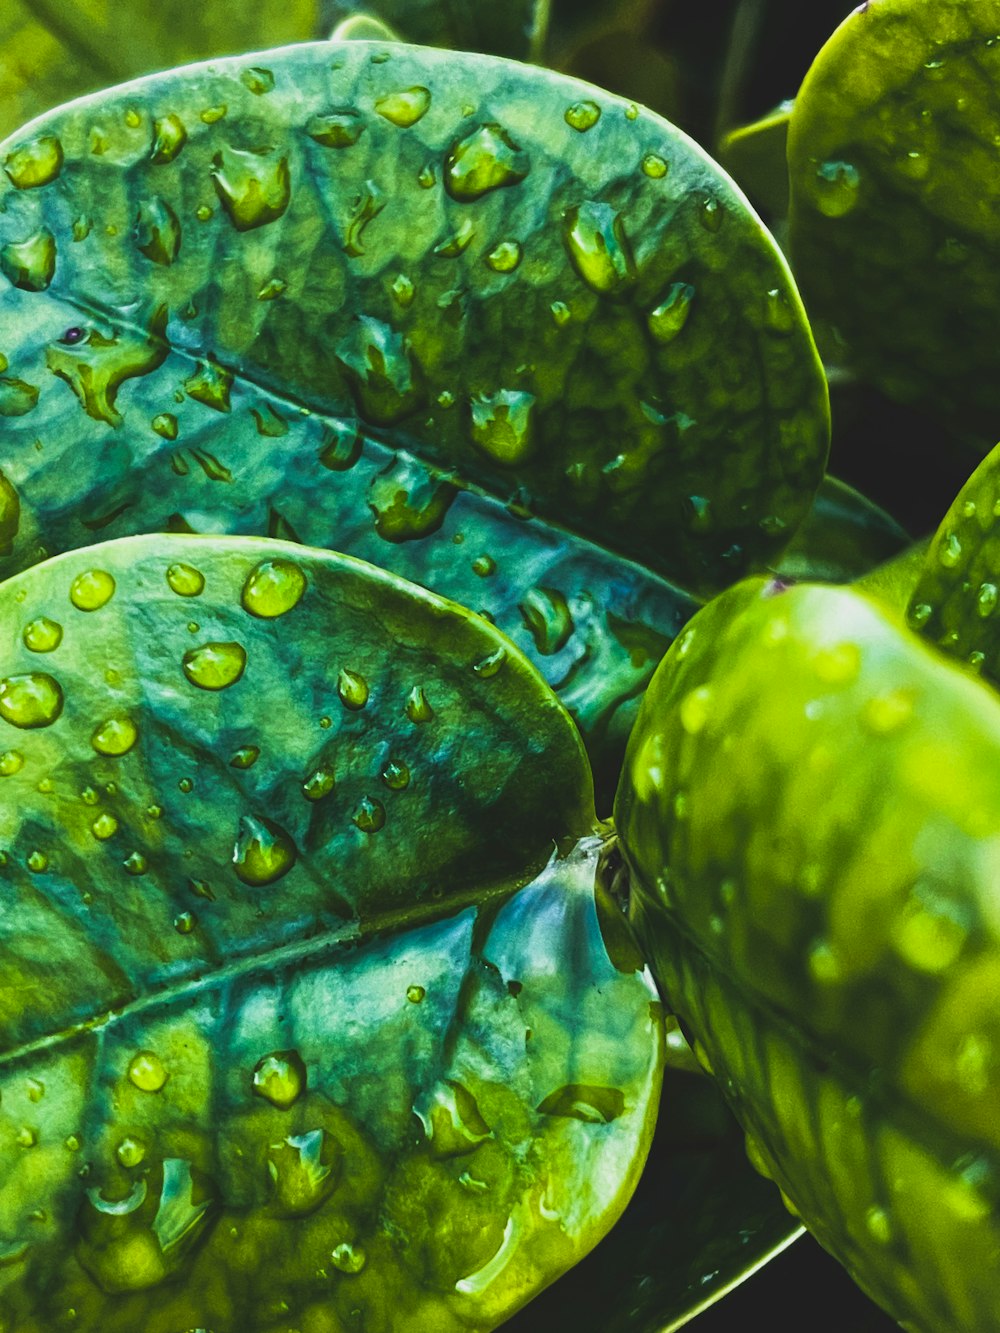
0,0 -> 321,143
0,533 -> 665,1329
616,577 -> 1000,1332
788,0 -> 1000,430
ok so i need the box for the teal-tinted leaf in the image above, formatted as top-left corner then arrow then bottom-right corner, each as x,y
787,0 -> 1000,431
0,0 -> 322,143
0,42 -> 827,602
0,533 -> 666,1328
616,576 -> 1000,1332
906,439 -> 1000,685
776,475 -> 909,585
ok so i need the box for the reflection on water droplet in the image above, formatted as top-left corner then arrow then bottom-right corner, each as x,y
152,412 -> 178,440
318,423 -> 362,471
338,668 -> 369,710
0,749 -> 24,776
0,229 -> 56,292
473,647 -> 507,678
445,123 -> 530,201
335,315 -> 423,425
406,984 -> 425,1003
22,617 -> 63,652
241,559 -> 306,618
416,1081 -> 491,1159
470,389 -> 536,465
230,745 -> 260,770
4,136 -> 63,188
331,1242 -> 366,1273
405,686 -> 434,723
537,1083 -> 625,1123
134,197 -> 181,266
150,114 -> 187,164
375,87 -> 431,127
381,757 -> 410,789
166,562 -> 204,597
814,160 -> 861,217
939,531 -> 962,568
352,795 -> 385,833
519,586 -> 574,655
267,1129 -> 340,1217
233,814 -> 297,886
563,200 -> 636,296
252,1050 -> 306,1109
565,101 -> 601,131
343,179 -> 385,257
0,673 -> 63,729
182,641 -> 247,690
211,145 -> 291,232
641,152 -> 668,178
128,1050 -> 167,1093
648,282 -> 694,343
368,455 -> 457,542
241,66 -> 275,95
91,717 -> 138,757
434,217 -> 476,257
91,812 -> 118,840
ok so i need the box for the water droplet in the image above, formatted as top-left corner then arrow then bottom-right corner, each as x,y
302,764 -> 336,802
211,145 -> 291,232
699,195 -> 723,232
65,1133 -> 82,1152
433,217 -> 476,257
519,587 -> 574,655
406,984 -> 425,1003
814,160 -> 861,217
0,749 -> 24,776
188,877 -> 214,900
241,559 -> 306,618
335,315 -> 424,425
565,100 -> 601,131
4,136 -> 63,188
17,1126 -> 37,1147
444,123 -> 530,201
182,641 -> 247,690
123,851 -> 148,876
229,745 -> 260,770
939,531 -> 963,568
307,110 -> 364,148
166,562 -> 204,597
624,102 -> 639,120
149,412 -> 179,442
563,200 -> 636,296
352,795 -> 385,833
343,179 -> 385,257
473,646 -> 507,678
233,814 -> 297,885
178,776 -> 194,793
381,757 -> 410,790
183,356 -> 233,416
536,1083 -> 625,1123
330,1242 -> 366,1274
415,1081 -> 492,1158
91,717 -> 138,757
337,668 -> 369,710
812,641 -> 861,684
648,282 -> 695,343
405,686 -> 434,723
641,152 -> 668,178
1,228 -> 56,292
0,468 -> 19,548
679,684 -> 713,735
116,1137 -> 146,1168
0,375 -> 39,418
481,240 -> 522,277
891,885 -> 968,973
976,581 -> 999,617
91,812 -> 119,840
318,423 -> 362,471
909,601 -> 932,628
267,1129 -> 340,1217
27,849 -> 48,873
472,555 -> 496,577
241,66 -> 275,95
252,1050 -> 306,1109
368,456 -> 457,542
130,196 -> 183,276
470,389 -> 536,465
201,104 -> 227,124
0,673 -> 63,729
375,87 -> 431,127
22,617 -> 62,653
47,306 -> 169,427
150,114 -> 187,164
389,273 -> 416,310
862,687 -> 916,735
128,1050 -> 167,1093
417,163 -> 436,188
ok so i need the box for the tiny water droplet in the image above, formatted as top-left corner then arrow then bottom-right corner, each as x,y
977,582 -> 998,618
241,66 -> 275,95
338,668 -> 369,710
381,757 -> 410,790
330,1242 -> 366,1274
444,123 -> 529,201
166,562 -> 204,597
471,389 -> 536,465
179,776 -> 194,792
182,641 -> 247,690
417,163 -> 436,188
128,1051 -> 167,1093
352,795 -> 386,833
648,282 -> 695,343
814,160 -> 861,217
116,1137 -> 146,1168
405,686 -> 434,723
0,229 -> 56,292
69,568 -> 115,611
241,559 -> 306,618
519,587 -> 574,655
233,815 -> 297,886
211,145 -> 291,232
563,200 -> 636,296
252,1050 -> 306,1109
4,136 -> 63,189
230,745 -> 260,770
22,617 -> 62,652
375,87 -> 431,127
27,849 -> 48,873
565,101 -> 601,132
406,984 -> 425,1003
0,749 -> 24,776
150,114 -> 187,164
699,195 -> 723,232
473,646 -> 507,678
939,531 -> 963,568
0,673 -> 63,729
91,812 -> 119,841
641,152 -> 667,178
91,717 -> 138,757
391,272 -> 415,307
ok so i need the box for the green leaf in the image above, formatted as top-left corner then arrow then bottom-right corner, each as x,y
0,531 -> 666,1329
615,575 -> 1000,1332
777,475 -> 909,585
323,0 -> 549,61
718,100 -> 793,221
787,0 -> 1000,431
0,0 -> 322,144
906,439 -> 1000,685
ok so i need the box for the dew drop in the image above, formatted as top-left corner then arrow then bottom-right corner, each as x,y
338,668 -> 369,710
406,984 -> 425,1003
252,1050 -> 306,1109
152,412 -> 179,440
90,812 -> 119,841
433,217 -> 476,257
375,87 -> 431,127
134,197 -> 181,266
267,1129 -> 340,1217
391,272 -> 415,307
182,641 -> 247,690
116,1137 -> 146,1168
241,66 -> 275,95
233,814 -> 297,886
27,850 -> 48,873
472,554 -> 496,577
69,568 -> 115,611
0,228 -> 56,292
641,152 -> 668,178
211,145 -> 291,232
150,114 -> 187,164
485,239 -> 522,273
91,717 -> 138,757
4,136 -> 63,188
335,315 -> 423,425
307,110 -> 364,148
128,1050 -> 167,1093
0,673 -> 63,729
229,745 -> 260,770
470,389 -> 536,465
166,562 -> 205,597
519,587 -> 574,655
444,123 -> 530,201
565,100 -> 601,131
473,646 -> 507,678
368,456 -> 457,542
405,686 -> 434,723
814,160 -> 861,217
699,195 -> 723,232
303,765 -> 336,801
343,179 -> 385,257
184,356 -> 233,414
241,558 -> 306,618
352,795 -> 385,833
415,1081 -> 491,1158
331,1242 -> 366,1274
648,282 -> 695,343
0,749 -> 24,776
563,200 -> 636,296
123,851 -> 148,876
318,424 -> 363,471
22,617 -> 62,653
939,531 -> 963,568
381,757 -> 410,790
977,582 -> 999,618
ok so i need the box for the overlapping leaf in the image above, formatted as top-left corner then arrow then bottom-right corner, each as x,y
616,576 -> 1000,1332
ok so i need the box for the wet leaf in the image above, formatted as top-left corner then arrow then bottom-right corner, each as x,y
0,532 -> 665,1329
787,0 -> 1000,431
616,576 -> 1000,1332
0,0 -> 321,143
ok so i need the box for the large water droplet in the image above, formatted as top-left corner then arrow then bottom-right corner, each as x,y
46,305 -> 169,427
267,1129 -> 341,1217
563,200 -> 636,296
307,110 -> 365,148
211,145 -> 291,232
182,641 -> 247,690
648,282 -> 695,343
0,673 -> 64,729
470,389 -> 536,465
375,87 -> 431,127
565,100 -> 601,131
150,114 -> 187,164
128,1050 -> 168,1093
69,569 -> 116,612
519,586 -> 574,655
166,562 -> 205,597
252,1050 -> 306,1109
22,617 -> 63,653
91,717 -> 139,757
0,229 -> 56,292
233,814 -> 297,885
184,357 -> 233,413
814,160 -> 861,217
134,197 -> 181,266
536,1083 -> 625,1123
241,559 -> 306,618
338,668 -> 369,710
368,455 -> 457,541
405,686 -> 434,723
335,316 -> 424,425
415,1081 -> 492,1159
444,123 -> 529,201
352,795 -> 385,833
4,136 -> 63,188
